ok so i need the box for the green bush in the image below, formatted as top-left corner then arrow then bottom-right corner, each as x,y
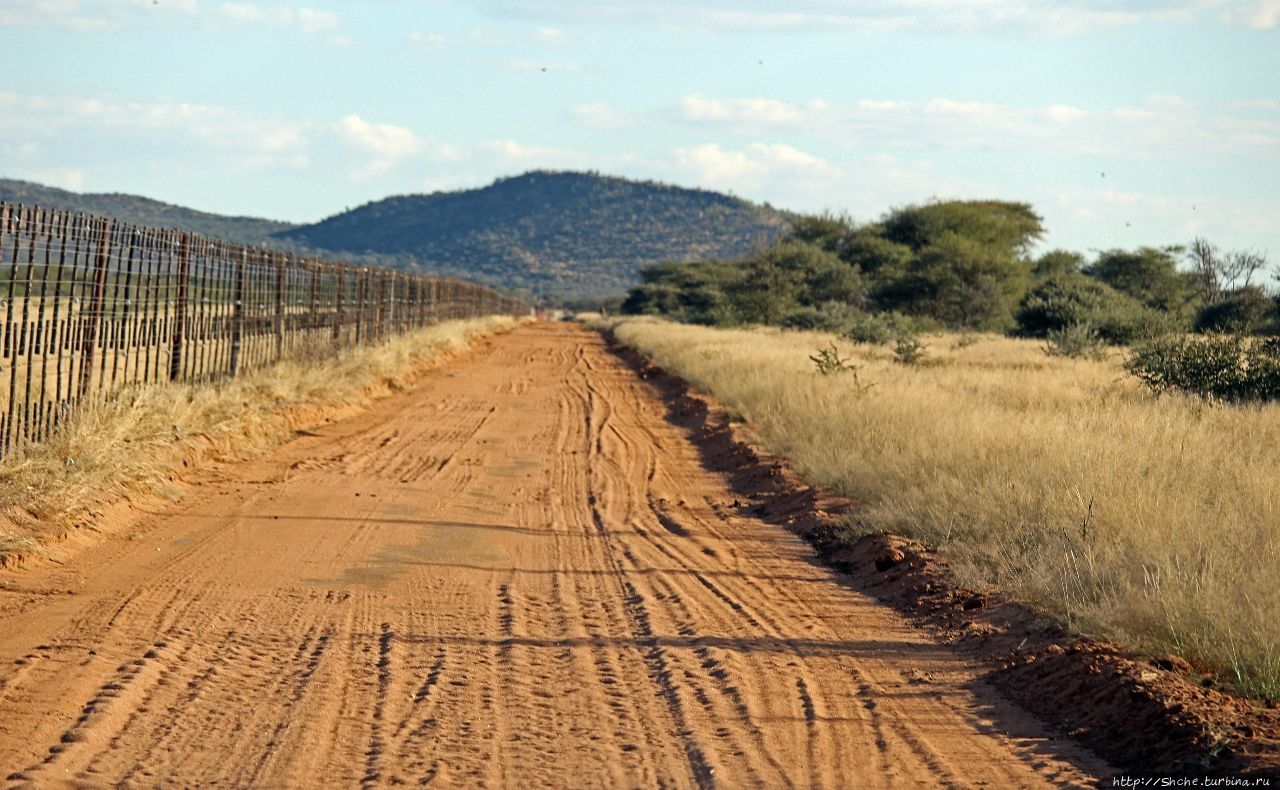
838,231 -> 913,279
844,311 -> 933,345
1126,335 -> 1280,402
1015,273 -> 1175,345
1043,323 -> 1107,360
781,302 -> 866,333
873,231 -> 1030,331
1085,247 -> 1192,313
892,335 -> 927,365
809,342 -> 856,375
1089,300 -> 1180,345
881,200 -> 1044,257
789,212 -> 854,253
1032,249 -> 1086,279
1194,287 -> 1276,334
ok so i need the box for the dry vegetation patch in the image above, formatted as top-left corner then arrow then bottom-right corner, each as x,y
0,316 -> 521,564
599,317 -> 1280,700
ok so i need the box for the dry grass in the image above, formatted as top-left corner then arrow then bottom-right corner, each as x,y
600,317 -> 1280,700
0,316 -> 521,559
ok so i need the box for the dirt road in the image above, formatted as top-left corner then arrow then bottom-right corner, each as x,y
0,323 -> 1105,787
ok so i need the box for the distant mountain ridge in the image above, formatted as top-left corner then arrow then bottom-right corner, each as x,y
278,171 -> 790,298
1,171 -> 791,299
0,178 -> 297,246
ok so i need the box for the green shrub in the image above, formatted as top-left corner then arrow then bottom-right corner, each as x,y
1032,249 -> 1086,279
1089,300 -> 1180,345
1085,247 -> 1192,312
809,342 -> 856,375
1126,335 -> 1280,402
892,334 -> 927,365
1194,287 -> 1276,334
1015,273 -> 1176,345
844,311 -> 932,345
782,306 -> 832,331
781,302 -> 866,333
1044,323 -> 1107,360
808,343 -> 874,393
872,231 -> 1030,331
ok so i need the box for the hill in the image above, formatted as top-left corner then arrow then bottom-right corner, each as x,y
276,171 -> 790,298
0,179 -> 297,246
2,172 -> 791,299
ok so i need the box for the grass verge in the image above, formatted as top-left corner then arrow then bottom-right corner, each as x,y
598,316 -> 1280,700
0,316 -> 521,561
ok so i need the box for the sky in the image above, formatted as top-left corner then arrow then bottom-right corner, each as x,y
1,0 -> 1278,262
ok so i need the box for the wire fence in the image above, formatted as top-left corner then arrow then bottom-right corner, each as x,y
0,201 -> 529,459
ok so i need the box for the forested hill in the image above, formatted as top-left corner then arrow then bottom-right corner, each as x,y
276,171 -> 790,298
0,179 -> 297,246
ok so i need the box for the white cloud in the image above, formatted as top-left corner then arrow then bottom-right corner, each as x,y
679,94 -> 807,126
924,98 -> 1002,117
0,91 -> 314,185
571,102 -> 629,129
669,92 -> 1280,160
1232,99 -> 1280,111
294,7 -> 337,32
334,115 -> 425,176
408,30 -> 449,49
484,138 -> 584,164
0,93 -> 310,156
674,142 -> 836,184
0,0 -> 340,33
203,3 -> 339,32
1046,104 -> 1090,123
29,167 -> 89,192
459,0 -> 1268,36
533,26 -> 569,45
1221,0 -> 1280,27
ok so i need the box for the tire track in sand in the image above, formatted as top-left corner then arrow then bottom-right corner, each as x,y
0,323 -> 1108,787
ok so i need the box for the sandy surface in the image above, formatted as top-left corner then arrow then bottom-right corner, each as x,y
0,323 -> 1107,787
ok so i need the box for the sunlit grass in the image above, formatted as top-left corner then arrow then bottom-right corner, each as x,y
601,316 -> 1280,700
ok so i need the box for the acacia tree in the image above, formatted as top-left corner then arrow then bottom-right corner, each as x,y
1084,247 -> 1191,312
881,200 -> 1045,257
877,232 -> 1031,330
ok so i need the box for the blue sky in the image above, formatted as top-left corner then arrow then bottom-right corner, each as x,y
1,0 -> 1278,261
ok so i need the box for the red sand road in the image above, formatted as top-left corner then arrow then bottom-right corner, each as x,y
0,323 -> 1107,786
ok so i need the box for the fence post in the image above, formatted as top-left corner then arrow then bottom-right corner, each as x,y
333,266 -> 344,347
230,247 -> 245,376
168,232 -> 190,381
368,270 -> 376,340
1,204 -> 12,363
387,272 -> 396,336
376,272 -> 385,339
355,269 -> 365,345
308,261 -> 318,337
274,253 -> 286,360
80,217 -> 113,394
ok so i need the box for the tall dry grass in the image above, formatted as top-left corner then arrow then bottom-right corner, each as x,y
602,317 -> 1280,699
0,316 -> 521,559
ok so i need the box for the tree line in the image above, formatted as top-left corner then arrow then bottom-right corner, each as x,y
621,200 -> 1277,343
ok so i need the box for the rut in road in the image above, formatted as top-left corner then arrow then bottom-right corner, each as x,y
0,323 -> 1108,787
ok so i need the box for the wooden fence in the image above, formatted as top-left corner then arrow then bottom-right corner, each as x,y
0,201 -> 528,459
